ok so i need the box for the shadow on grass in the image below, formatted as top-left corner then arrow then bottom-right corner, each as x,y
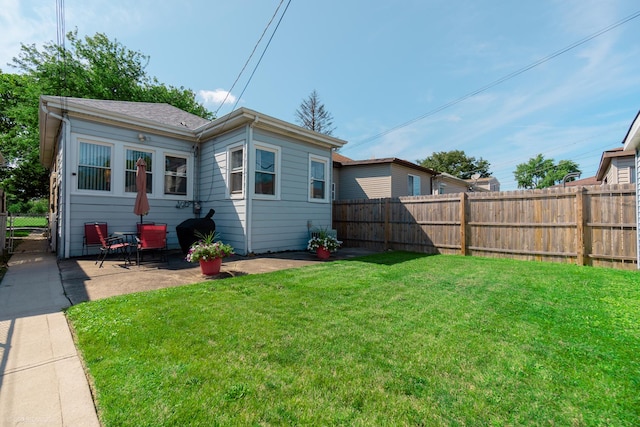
342,250 -> 437,266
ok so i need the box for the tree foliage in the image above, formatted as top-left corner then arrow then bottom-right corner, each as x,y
295,90 -> 335,136
417,150 -> 491,179
513,154 -> 581,189
0,30 -> 213,209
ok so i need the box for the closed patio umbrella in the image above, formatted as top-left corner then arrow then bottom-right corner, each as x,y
133,158 -> 150,224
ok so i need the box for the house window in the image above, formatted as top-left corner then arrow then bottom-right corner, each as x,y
78,142 -> 112,191
125,149 -> 153,193
408,174 -> 421,196
229,146 -> 244,195
309,155 -> 329,202
255,145 -> 279,197
165,155 -> 188,195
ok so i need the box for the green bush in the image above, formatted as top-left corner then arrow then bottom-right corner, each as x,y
7,198 -> 48,214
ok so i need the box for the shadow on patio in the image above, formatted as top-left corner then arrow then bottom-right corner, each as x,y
58,247 -> 379,304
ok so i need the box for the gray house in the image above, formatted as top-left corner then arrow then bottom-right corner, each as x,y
332,155 -> 436,200
39,96 -> 346,258
622,110 -> 640,268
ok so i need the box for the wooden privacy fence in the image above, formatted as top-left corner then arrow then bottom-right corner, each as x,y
333,184 -> 638,270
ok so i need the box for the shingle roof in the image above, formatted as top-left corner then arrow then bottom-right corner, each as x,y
332,156 -> 437,175
557,176 -> 601,187
63,97 -> 211,130
332,152 -> 354,163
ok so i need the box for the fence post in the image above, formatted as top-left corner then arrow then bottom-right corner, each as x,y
460,193 -> 468,256
0,213 -> 6,257
576,187 -> 587,266
384,199 -> 390,251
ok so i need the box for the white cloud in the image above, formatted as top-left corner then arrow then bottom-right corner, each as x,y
0,0 -> 56,70
197,89 -> 237,107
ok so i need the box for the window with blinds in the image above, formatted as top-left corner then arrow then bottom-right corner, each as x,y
78,142 -> 112,191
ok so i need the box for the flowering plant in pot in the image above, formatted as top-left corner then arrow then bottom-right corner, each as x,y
185,231 -> 234,275
307,228 -> 341,259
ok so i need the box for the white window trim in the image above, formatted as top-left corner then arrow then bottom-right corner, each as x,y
76,139 -> 114,194
72,134 -> 193,200
226,143 -> 245,199
253,142 -> 281,200
308,154 -> 330,203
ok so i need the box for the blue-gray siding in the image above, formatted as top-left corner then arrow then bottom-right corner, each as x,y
55,117 -> 336,258
63,118 -> 196,257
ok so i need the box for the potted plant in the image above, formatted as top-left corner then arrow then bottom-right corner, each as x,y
185,231 -> 234,275
307,229 -> 342,259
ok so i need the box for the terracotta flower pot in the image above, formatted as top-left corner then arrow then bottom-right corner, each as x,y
199,258 -> 222,275
316,246 -> 331,260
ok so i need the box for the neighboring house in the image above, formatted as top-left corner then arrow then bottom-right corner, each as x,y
39,96 -> 346,258
432,172 -> 493,194
622,110 -> 640,269
554,147 -> 635,189
595,147 -> 636,184
469,176 -> 500,192
561,175 -> 601,187
332,155 -> 437,200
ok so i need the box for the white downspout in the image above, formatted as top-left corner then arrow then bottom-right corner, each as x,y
246,115 -> 259,254
41,104 -> 72,258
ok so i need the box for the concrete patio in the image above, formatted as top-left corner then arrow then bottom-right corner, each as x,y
57,240 -> 377,304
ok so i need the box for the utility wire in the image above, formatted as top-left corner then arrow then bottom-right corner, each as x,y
213,0 -> 288,116
348,8 -> 640,150
229,0 -> 292,112
56,0 -> 67,96
203,0 -> 292,202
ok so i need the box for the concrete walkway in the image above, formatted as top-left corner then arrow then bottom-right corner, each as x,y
0,235 -> 100,426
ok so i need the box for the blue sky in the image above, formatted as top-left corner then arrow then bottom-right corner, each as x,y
2,0 -> 639,189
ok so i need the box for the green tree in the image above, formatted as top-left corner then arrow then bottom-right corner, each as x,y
0,30 -> 213,209
513,154 -> 581,189
295,90 -> 335,136
417,150 -> 491,179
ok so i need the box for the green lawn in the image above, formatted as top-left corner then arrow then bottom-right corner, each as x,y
66,253 -> 640,426
7,215 -> 47,228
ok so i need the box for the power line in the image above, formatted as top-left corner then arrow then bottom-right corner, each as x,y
56,0 -> 66,96
347,8 -> 640,150
229,0 -> 292,112
214,0 -> 290,116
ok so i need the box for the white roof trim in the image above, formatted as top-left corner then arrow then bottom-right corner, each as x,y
196,107 -> 347,149
622,110 -> 640,151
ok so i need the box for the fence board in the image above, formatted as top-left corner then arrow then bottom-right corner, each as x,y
333,184 -> 637,270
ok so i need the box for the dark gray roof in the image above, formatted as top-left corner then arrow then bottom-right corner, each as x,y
64,97 -> 211,130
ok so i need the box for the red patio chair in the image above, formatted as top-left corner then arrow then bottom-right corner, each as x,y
136,221 -> 155,235
94,223 -> 131,268
83,222 -> 107,255
136,223 -> 167,265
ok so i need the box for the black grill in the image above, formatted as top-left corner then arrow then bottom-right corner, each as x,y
175,209 -> 216,254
